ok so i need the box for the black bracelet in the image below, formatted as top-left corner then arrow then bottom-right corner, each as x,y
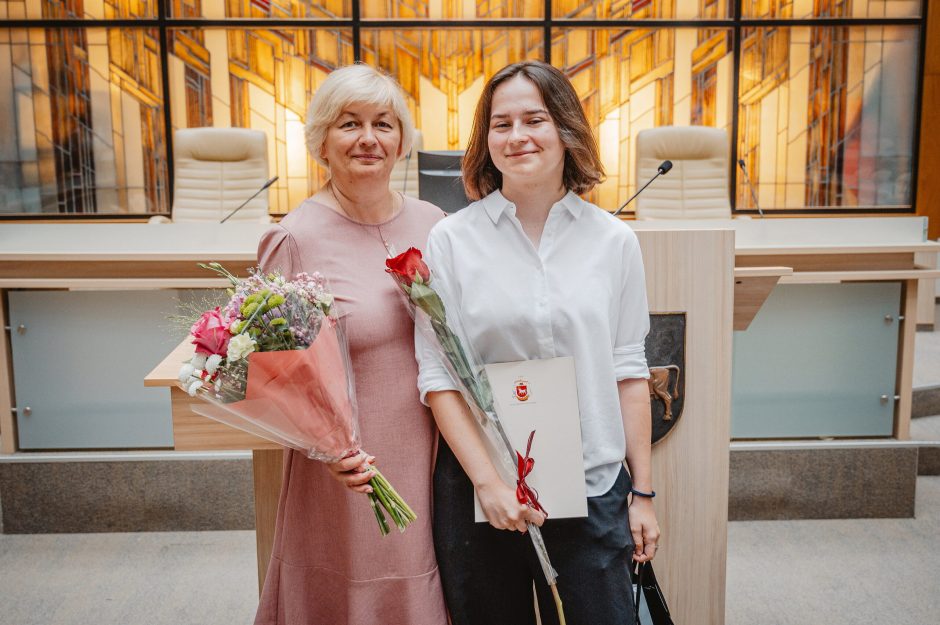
630,488 -> 656,498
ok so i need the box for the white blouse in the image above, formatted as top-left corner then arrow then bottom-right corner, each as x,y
416,189 -> 650,497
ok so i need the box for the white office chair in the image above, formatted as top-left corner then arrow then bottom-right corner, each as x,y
153,127 -> 272,223
635,126 -> 732,220
389,130 -> 422,198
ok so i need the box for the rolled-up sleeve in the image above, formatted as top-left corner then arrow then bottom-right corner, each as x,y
414,227 -> 460,405
612,232 -> 650,381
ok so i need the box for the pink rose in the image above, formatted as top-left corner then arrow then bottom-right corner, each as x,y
190,308 -> 231,357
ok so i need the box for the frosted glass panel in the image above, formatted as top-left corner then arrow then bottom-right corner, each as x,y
732,283 -> 900,439
9,290 -> 220,450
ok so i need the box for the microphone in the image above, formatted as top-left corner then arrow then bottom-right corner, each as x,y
612,160 -> 672,217
737,159 -> 763,218
220,176 -> 279,223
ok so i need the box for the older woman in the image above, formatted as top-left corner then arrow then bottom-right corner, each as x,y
418,61 -> 660,625
254,64 -> 447,625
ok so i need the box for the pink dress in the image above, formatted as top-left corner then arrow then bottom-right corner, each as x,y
254,196 -> 448,625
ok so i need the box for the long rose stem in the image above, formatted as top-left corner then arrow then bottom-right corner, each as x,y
550,583 -> 566,625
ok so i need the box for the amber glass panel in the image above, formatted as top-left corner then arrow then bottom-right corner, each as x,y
553,27 -> 733,209
0,28 -> 166,215
553,0 -> 731,20
737,25 -> 918,211
168,28 -> 354,214
0,0 -> 157,19
169,0 -> 351,19
361,28 -> 542,151
742,0 -> 922,18
361,0 -> 542,19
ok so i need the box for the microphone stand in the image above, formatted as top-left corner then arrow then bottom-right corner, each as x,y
220,176 -> 279,223
612,161 -> 673,217
737,159 -> 763,218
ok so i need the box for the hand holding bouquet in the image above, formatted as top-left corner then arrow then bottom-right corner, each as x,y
178,263 -> 416,536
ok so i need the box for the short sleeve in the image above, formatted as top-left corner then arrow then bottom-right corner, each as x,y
414,226 -> 460,405
613,232 -> 650,381
257,224 -> 301,276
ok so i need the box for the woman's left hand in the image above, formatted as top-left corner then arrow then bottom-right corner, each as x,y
629,497 -> 660,563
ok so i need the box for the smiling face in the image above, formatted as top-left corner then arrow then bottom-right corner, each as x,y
321,101 -> 402,182
487,74 -> 566,191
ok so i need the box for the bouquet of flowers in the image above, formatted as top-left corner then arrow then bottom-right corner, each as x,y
178,263 -> 416,536
386,249 -> 567,624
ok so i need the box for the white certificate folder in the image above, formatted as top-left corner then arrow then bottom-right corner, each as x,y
474,356 -> 588,522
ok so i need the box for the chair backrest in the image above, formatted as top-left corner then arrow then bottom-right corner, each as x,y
389,130 -> 423,198
172,127 -> 270,222
635,126 -> 731,220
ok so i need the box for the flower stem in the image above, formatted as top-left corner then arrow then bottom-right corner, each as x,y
551,583 -> 567,625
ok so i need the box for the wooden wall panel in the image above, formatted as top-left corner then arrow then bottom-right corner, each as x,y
918,4 -> 940,239
636,229 -> 735,625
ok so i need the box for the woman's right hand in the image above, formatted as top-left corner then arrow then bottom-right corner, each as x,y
476,479 -> 546,532
326,451 -> 376,494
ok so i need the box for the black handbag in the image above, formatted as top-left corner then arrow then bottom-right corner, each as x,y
633,562 -> 675,625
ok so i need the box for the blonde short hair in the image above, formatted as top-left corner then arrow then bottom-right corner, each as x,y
304,64 -> 414,169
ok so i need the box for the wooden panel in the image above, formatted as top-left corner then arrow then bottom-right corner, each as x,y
735,253 -> 915,272
0,278 -> 230,289
0,260 -> 254,280
894,280 -> 918,440
637,229 -> 734,625
917,3 -> 940,239
146,340 -> 197,387
733,267 -> 790,331
915,251 -> 937,328
170,387 -> 280,451
253,449 -> 284,593
0,291 -> 16,454
779,269 -> 940,284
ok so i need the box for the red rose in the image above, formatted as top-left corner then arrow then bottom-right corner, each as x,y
386,247 -> 431,286
190,308 -> 232,357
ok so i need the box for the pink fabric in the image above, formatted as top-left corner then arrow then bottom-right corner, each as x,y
254,197 -> 448,625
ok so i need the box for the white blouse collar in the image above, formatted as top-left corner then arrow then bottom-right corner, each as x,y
481,189 -> 585,225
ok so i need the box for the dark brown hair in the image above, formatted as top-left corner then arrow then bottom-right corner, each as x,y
461,61 -> 605,201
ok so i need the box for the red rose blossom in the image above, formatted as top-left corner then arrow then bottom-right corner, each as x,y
385,247 -> 431,286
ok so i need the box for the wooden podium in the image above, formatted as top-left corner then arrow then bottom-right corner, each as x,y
146,226 -> 739,625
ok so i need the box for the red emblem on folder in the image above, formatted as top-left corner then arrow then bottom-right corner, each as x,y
514,378 -> 529,402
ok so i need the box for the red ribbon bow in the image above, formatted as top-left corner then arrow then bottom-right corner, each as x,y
516,430 -> 547,517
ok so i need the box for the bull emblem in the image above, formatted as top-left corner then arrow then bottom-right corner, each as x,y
647,365 -> 681,421
645,313 -> 686,445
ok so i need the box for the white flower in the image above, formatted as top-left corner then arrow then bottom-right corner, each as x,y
178,364 -> 195,384
227,334 -> 257,361
191,354 -> 207,370
205,354 -> 223,375
316,292 -> 334,307
187,380 -> 204,396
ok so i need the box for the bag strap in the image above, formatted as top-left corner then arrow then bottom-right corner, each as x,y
634,561 -> 645,625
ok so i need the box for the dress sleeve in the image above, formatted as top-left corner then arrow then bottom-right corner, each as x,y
613,232 -> 651,381
415,227 -> 460,405
257,224 -> 301,276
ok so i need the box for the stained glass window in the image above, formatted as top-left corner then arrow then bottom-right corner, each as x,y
169,28 -> 354,213
0,0 -> 927,216
737,25 -> 919,211
361,0 -> 542,19
0,27 -> 166,214
742,0 -> 922,19
0,0 -> 158,19
169,0 -> 352,18
553,0 -> 731,20
554,27 -> 734,209
362,29 -> 542,151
